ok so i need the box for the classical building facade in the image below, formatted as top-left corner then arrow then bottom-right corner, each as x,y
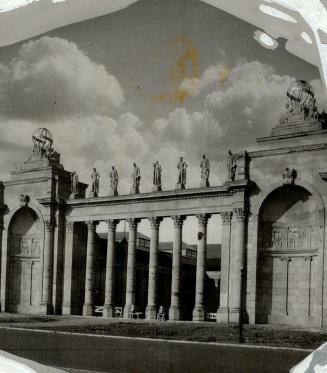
1,81 -> 327,328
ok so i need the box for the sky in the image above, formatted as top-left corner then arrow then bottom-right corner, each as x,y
0,0 -> 325,243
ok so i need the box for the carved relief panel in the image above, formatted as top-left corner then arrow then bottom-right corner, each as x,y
265,225 -> 323,252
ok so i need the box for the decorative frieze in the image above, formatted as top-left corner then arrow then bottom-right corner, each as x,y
233,207 -> 248,222
171,215 -> 186,227
221,211 -> 232,225
148,217 -> 163,229
44,220 -> 55,232
196,213 -> 211,226
106,219 -> 119,231
85,221 -> 97,232
127,218 -> 141,229
269,225 -> 322,252
11,234 -> 40,257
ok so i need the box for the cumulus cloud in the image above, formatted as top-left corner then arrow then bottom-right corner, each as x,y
0,36 -> 124,120
150,60 -> 297,184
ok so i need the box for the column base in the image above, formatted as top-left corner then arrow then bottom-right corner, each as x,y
129,187 -> 139,194
62,303 -> 72,316
145,305 -> 157,320
229,307 -> 240,323
175,183 -> 185,190
123,304 -> 132,319
152,185 -> 162,192
109,189 -> 118,196
200,180 -> 210,188
216,307 -> 229,323
102,305 -> 114,318
192,306 -> 205,322
88,191 -> 98,198
39,302 -> 54,315
82,303 -> 94,316
169,305 -> 180,321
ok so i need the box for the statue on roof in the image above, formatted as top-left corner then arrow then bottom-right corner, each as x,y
200,154 -> 210,187
109,166 -> 119,196
152,161 -> 162,192
279,80 -> 319,125
29,128 -> 60,163
130,163 -> 141,194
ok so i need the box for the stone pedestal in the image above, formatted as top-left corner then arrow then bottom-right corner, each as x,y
200,180 -> 210,188
69,192 -> 79,200
109,189 -> 118,196
169,215 -> 185,320
40,219 -> 55,315
146,217 -> 162,320
175,183 -> 185,190
130,187 -> 139,194
152,185 -> 162,192
83,221 -> 96,316
62,222 -> 74,315
123,218 -> 140,318
103,220 -> 118,318
193,214 -> 210,321
216,212 -> 232,323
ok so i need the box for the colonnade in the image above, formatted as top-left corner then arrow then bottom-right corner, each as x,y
61,208 -> 248,322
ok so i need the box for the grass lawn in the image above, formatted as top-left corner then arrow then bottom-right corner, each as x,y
9,318 -> 327,350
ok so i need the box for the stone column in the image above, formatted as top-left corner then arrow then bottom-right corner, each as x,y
216,211 -> 232,323
146,217 -> 162,320
169,215 -> 186,320
83,221 -> 97,316
123,218 -> 140,318
229,208 -> 247,323
62,221 -> 74,315
103,219 -> 119,317
193,214 -> 210,321
40,219 -> 55,314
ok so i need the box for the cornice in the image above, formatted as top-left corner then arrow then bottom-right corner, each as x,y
249,142 -> 327,159
44,185 -> 244,208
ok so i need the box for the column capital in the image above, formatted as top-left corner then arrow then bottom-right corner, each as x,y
85,221 -> 97,231
65,221 -> 74,232
221,211 -> 232,225
233,207 -> 248,222
171,215 -> 186,226
127,218 -> 141,229
148,217 -> 163,229
196,213 -> 211,226
106,219 -> 119,230
44,219 -> 55,232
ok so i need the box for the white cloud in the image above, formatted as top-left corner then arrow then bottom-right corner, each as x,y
0,36 -> 124,120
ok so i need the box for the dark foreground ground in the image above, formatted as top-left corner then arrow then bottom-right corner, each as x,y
0,313 -> 325,349
0,327 -> 310,373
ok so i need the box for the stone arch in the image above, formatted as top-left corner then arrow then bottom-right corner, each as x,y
5,206 -> 44,313
255,183 -> 324,327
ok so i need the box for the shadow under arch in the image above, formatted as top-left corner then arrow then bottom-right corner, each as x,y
5,205 -> 45,314
255,182 -> 324,327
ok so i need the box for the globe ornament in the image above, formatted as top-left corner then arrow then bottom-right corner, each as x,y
30,128 -> 60,163
280,80 -> 318,125
32,128 -> 53,152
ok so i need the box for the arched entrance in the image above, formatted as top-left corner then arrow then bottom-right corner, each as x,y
6,207 -> 43,313
256,184 -> 323,327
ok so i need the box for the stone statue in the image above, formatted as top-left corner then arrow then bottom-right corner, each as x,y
109,166 -> 119,196
152,161 -> 162,192
227,150 -> 237,181
200,154 -> 210,187
130,163 -> 141,194
90,168 -> 100,197
71,171 -> 79,197
176,157 -> 188,189
279,80 -> 319,125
